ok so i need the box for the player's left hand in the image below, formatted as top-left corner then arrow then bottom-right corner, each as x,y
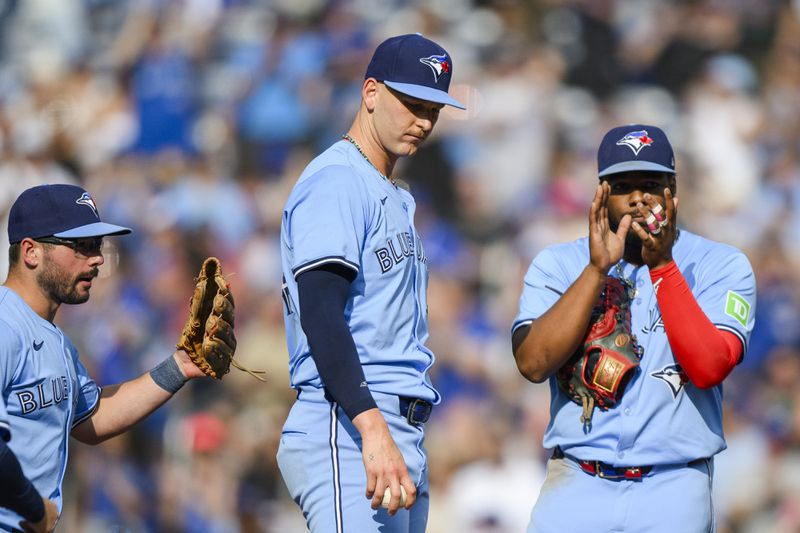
630,187 -> 679,269
173,350 -> 210,380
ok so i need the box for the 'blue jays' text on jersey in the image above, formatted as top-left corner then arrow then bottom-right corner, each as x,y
0,287 -> 100,529
280,140 -> 439,405
513,230 -> 756,466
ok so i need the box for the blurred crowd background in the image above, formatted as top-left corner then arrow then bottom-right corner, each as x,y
1,0 -> 799,531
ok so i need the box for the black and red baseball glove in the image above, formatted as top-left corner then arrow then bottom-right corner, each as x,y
556,276 -> 643,428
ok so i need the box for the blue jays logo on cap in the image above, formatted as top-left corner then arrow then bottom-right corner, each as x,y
597,124 -> 676,178
365,34 -> 465,110
76,192 -> 99,217
419,54 -> 450,83
7,184 -> 131,243
616,130 -> 654,155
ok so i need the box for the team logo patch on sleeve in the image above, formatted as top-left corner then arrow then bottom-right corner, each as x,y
725,290 -> 750,327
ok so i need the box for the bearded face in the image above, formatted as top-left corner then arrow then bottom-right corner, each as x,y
36,246 -> 98,305
608,212 -> 646,248
605,172 -> 676,248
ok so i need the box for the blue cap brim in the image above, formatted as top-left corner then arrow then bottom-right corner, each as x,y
599,161 -> 676,178
55,222 -> 132,239
385,81 -> 466,110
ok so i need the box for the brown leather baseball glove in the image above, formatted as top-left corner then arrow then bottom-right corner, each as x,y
556,276 -> 642,428
176,257 -> 265,381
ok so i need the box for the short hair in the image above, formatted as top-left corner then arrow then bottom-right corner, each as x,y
8,243 -> 20,268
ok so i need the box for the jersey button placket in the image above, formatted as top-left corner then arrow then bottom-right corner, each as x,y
617,400 -> 635,458
405,203 -> 423,349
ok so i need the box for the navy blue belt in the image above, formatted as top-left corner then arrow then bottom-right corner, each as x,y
399,397 -> 433,426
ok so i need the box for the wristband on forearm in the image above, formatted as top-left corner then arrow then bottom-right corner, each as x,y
149,355 -> 189,394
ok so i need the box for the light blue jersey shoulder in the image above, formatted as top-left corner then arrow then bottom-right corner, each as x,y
0,287 -> 100,526
280,141 -> 439,404
514,230 -> 756,466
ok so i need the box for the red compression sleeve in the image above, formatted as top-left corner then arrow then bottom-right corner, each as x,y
649,260 -> 743,389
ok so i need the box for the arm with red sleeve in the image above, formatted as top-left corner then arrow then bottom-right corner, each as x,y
649,260 -> 743,389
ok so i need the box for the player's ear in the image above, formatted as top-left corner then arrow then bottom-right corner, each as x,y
669,175 -> 676,195
363,78 -> 380,112
19,238 -> 43,269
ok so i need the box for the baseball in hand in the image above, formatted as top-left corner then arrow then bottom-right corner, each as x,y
381,485 -> 407,508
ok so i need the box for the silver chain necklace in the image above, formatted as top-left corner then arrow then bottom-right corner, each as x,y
614,262 -> 639,299
342,134 -> 394,184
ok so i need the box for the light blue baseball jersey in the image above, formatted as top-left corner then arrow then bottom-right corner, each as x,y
280,139 -> 439,404
513,230 -> 756,466
0,287 -> 100,530
279,140 -> 439,532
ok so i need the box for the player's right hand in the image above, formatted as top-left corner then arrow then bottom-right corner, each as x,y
352,408 -> 417,515
588,181 -> 631,272
20,498 -> 58,533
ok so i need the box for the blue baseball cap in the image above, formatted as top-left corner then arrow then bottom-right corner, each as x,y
8,184 -> 131,243
597,124 -> 676,178
365,33 -> 466,110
